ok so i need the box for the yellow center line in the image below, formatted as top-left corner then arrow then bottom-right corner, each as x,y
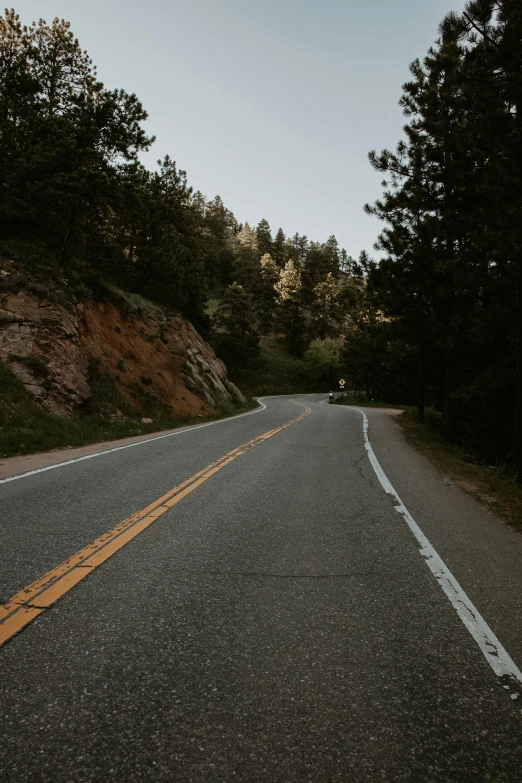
0,401 -> 311,647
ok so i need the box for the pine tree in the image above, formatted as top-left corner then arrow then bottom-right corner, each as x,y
284,233 -> 308,266
0,10 -> 38,234
32,16 -> 95,118
365,31 -> 469,424
439,0 -> 522,470
232,221 -> 261,293
257,252 -> 279,334
212,282 -> 260,367
340,249 -> 355,273
311,273 -> 344,339
323,235 -> 340,276
255,218 -> 273,257
274,259 -> 305,353
202,195 -> 238,286
273,227 -> 286,266
364,0 -> 522,466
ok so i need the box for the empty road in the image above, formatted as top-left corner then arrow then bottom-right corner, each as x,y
1,395 -> 522,782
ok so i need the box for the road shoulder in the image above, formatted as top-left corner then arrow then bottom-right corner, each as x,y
0,403 -> 264,481
357,406 -> 522,666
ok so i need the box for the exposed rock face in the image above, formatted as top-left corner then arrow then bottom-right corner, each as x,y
0,292 -> 89,415
163,315 -> 244,409
0,292 -> 244,418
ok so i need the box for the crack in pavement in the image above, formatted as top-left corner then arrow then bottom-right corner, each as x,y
168,569 -> 384,580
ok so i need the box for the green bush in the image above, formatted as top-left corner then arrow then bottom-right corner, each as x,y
303,338 -> 341,382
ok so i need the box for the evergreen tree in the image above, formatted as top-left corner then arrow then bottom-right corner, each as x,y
212,282 -> 260,368
311,273 -> 344,339
0,10 -> 38,233
273,227 -> 286,266
363,0 -> 522,468
274,259 -> 305,353
257,252 -> 279,334
302,235 -> 342,304
232,221 -> 261,293
32,16 -> 95,118
365,31 -> 468,424
323,235 -> 341,276
340,249 -> 355,273
284,232 -> 308,266
255,218 -> 273,257
202,194 -> 238,286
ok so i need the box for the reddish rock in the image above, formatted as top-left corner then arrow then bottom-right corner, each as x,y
0,292 -> 244,418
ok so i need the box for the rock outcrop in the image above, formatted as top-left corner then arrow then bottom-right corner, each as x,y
0,292 -> 89,415
0,291 -> 244,418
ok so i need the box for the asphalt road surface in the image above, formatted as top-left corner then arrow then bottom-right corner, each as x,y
1,394 -> 522,782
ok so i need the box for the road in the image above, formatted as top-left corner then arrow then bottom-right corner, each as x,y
1,394 -> 522,782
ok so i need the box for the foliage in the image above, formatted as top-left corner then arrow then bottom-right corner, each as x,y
274,259 -> 305,354
255,218 -> 273,257
212,282 -> 260,370
230,335 -> 314,396
311,273 -> 346,339
257,253 -> 279,334
356,1 -> 522,473
303,338 -> 341,382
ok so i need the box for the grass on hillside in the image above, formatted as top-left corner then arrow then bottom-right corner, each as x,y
0,360 -> 255,460
231,335 -> 320,396
99,281 -> 168,326
335,395 -> 522,533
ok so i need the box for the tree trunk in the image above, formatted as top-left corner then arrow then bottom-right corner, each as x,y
61,199 -> 80,265
417,336 -> 425,424
514,258 -> 522,476
61,152 -> 86,265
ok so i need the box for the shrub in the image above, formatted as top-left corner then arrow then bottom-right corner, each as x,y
303,338 -> 341,383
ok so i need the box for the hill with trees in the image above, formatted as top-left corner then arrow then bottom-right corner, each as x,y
0,8 -> 361,391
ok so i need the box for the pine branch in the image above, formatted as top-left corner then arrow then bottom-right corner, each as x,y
462,12 -> 498,48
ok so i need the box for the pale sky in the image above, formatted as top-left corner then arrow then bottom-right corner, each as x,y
18,0 -> 465,258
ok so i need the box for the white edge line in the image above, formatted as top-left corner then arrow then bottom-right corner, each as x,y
0,393 -> 324,485
349,406 -> 522,689
0,400 -> 268,485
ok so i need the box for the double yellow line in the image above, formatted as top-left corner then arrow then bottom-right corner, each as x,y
0,402 -> 310,648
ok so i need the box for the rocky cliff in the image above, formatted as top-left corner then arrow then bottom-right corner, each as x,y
0,288 -> 244,419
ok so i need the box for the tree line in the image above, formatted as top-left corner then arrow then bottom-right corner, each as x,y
346,0 -> 522,474
0,8 -> 360,357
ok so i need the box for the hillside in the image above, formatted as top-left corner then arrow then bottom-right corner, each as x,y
0,257 -> 248,459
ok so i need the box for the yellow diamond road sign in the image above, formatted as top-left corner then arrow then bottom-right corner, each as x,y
339,379 -> 346,388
